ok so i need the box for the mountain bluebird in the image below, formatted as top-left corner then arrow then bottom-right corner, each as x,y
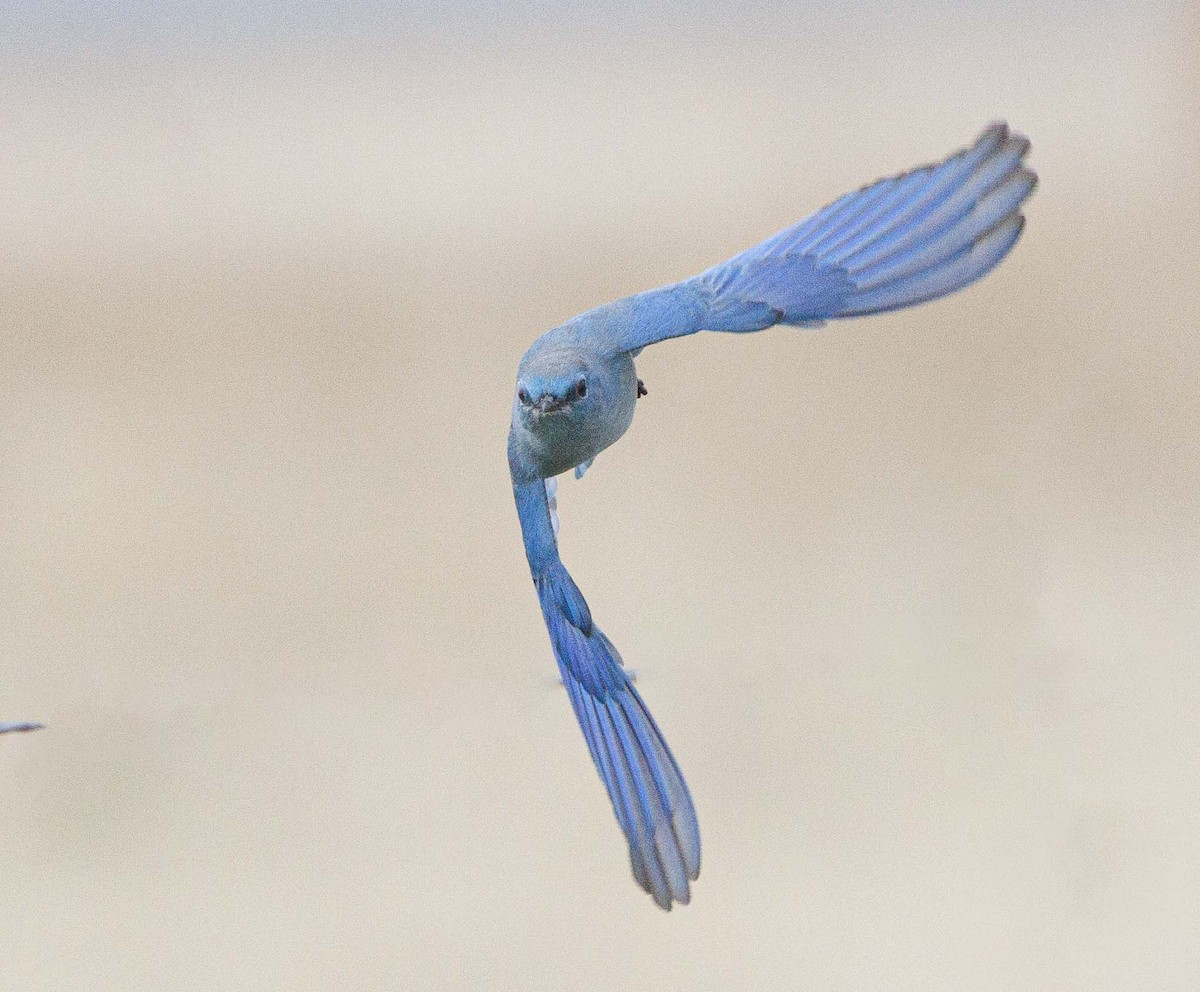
508,123 -> 1036,909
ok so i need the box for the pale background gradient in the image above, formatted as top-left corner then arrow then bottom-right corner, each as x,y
3,2 -> 1199,988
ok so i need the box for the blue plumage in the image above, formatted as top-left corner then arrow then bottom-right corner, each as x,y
601,122 -> 1036,349
509,124 -> 1036,909
515,479 -> 700,909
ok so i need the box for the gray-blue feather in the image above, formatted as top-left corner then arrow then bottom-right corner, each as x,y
604,122 -> 1035,352
514,478 -> 700,909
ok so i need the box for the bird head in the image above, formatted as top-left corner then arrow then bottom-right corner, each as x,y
514,349 -> 596,425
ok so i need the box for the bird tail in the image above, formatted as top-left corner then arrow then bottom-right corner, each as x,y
537,562 -> 701,910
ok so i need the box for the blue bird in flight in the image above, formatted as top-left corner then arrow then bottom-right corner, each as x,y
508,123 -> 1036,909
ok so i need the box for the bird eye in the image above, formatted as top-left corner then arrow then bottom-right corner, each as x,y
517,388 -> 530,405
575,377 -> 587,398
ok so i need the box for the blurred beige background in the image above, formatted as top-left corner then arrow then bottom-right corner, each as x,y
3,2 -> 1199,988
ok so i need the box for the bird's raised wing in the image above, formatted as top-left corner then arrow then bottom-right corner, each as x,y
512,476 -> 700,910
600,122 -> 1035,353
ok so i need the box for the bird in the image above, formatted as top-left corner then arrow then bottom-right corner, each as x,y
508,123 -> 1036,910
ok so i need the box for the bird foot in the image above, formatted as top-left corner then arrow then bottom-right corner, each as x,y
637,379 -> 648,398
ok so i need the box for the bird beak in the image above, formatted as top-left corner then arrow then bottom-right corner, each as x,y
533,395 -> 565,414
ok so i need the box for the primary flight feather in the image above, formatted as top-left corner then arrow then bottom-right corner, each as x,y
508,123 -> 1036,909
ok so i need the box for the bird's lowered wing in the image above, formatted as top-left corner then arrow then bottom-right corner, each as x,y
512,477 -> 700,909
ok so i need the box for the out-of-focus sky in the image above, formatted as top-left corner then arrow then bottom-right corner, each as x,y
3,2 -> 1198,989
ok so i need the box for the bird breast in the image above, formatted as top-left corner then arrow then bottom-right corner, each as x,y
513,352 -> 638,480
